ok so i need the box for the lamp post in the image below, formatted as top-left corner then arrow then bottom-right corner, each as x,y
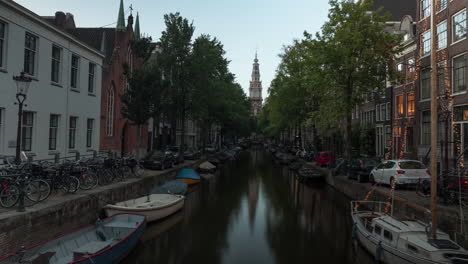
13,72 -> 31,213
13,72 -> 32,164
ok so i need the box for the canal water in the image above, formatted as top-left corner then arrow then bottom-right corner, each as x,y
122,149 -> 375,264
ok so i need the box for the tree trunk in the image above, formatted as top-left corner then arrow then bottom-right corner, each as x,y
137,124 -> 142,160
344,79 -> 353,161
152,113 -> 160,151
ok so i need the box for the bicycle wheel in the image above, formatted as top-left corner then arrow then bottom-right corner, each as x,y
33,179 -> 51,202
24,182 -> 40,203
63,176 -> 80,193
98,169 -> 113,186
0,185 -> 20,208
133,164 -> 145,178
79,171 -> 98,190
111,168 -> 124,182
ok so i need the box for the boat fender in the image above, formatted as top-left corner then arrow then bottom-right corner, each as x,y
375,241 -> 382,262
351,223 -> 357,240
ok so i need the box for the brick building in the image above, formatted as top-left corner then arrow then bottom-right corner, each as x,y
415,0 -> 468,169
44,0 -> 148,157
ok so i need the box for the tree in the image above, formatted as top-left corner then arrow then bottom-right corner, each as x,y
158,13 -> 195,152
121,64 -> 158,159
311,0 -> 401,159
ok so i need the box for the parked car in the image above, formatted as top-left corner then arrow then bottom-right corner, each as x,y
184,148 -> 201,160
370,160 -> 430,186
143,151 -> 175,170
315,151 -> 335,167
328,158 -> 348,176
347,159 -> 379,182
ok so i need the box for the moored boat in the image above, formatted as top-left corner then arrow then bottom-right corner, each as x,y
104,194 -> 185,222
0,213 -> 146,264
351,201 -> 468,263
176,168 -> 201,185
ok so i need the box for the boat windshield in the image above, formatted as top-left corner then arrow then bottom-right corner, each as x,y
428,239 -> 461,250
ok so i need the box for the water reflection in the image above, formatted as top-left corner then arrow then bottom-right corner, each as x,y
122,150 -> 374,264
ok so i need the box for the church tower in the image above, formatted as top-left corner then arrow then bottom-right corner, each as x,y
249,52 -> 263,116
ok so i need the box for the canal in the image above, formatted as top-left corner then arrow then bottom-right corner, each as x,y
122,149 -> 375,264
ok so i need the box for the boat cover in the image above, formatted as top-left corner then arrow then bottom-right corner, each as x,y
176,169 -> 201,180
151,179 -> 188,195
199,162 -> 216,170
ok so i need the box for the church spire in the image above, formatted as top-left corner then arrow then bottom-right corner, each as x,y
134,12 -> 141,39
249,52 -> 263,116
116,0 -> 126,31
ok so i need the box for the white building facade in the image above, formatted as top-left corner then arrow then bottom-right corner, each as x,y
0,0 -> 104,160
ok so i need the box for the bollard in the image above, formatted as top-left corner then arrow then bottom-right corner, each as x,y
17,174 -> 26,212
93,150 -> 97,159
75,151 -> 80,161
54,152 -> 60,164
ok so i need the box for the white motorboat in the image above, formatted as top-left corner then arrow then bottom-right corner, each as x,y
104,194 -> 185,223
351,201 -> 468,263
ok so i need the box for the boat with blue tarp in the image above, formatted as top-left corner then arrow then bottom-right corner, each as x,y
176,168 -> 201,185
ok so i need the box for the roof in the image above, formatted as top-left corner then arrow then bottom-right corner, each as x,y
372,0 -> 417,22
0,0 -> 104,58
67,28 -> 116,62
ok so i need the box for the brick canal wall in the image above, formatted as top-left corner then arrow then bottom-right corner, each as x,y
319,167 -> 468,248
0,161 -> 200,256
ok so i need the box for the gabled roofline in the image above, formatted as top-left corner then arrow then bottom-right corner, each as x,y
0,0 -> 105,58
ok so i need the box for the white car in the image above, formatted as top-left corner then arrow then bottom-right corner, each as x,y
369,160 -> 430,186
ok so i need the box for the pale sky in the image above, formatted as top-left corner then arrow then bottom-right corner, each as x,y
15,0 -> 330,97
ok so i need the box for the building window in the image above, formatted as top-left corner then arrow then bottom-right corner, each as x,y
49,114 -> 59,150
422,31 -> 431,56
71,55 -> 79,89
438,61 -> 447,95
106,87 -> 115,137
88,63 -> 95,94
51,46 -> 61,83
385,126 -> 391,147
376,106 -> 380,121
407,92 -> 415,116
397,63 -> 403,72
386,103 -> 390,120
437,21 -> 447,50
453,55 -> 466,94
421,0 -> 431,19
69,117 -> 77,149
453,10 -> 467,43
421,69 -> 431,100
24,33 -> 37,76
421,111 -> 431,145
408,58 -> 415,73
381,104 -> 386,121
396,95 -> 404,118
86,119 -> 93,148
21,112 -> 34,151
439,0 -> 447,11
0,21 -> 6,68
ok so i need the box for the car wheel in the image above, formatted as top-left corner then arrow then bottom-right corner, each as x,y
369,174 -> 375,184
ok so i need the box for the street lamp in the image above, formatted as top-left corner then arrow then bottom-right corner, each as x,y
13,72 -> 32,164
13,72 -> 31,213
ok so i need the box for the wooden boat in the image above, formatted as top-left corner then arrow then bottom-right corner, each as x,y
104,194 -> 185,223
151,179 -> 188,195
351,201 -> 468,263
198,161 -> 217,173
0,213 -> 146,264
176,169 -> 201,185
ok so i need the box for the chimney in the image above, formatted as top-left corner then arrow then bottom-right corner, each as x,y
65,13 -> 76,29
54,11 -> 66,29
